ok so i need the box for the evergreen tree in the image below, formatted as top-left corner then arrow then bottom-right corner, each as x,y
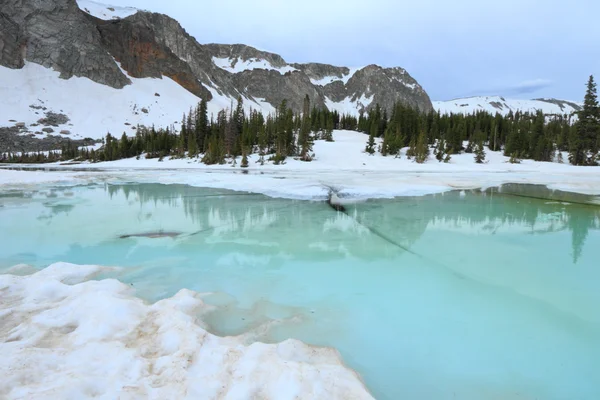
474,137 -> 486,163
299,95 -> 313,161
571,75 -> 600,165
435,138 -> 446,162
415,130 -> 429,163
365,133 -> 376,155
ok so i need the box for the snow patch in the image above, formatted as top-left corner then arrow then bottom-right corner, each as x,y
76,0 -> 138,20
325,95 -> 374,116
212,57 -> 297,75
0,262 -> 373,399
310,67 -> 364,86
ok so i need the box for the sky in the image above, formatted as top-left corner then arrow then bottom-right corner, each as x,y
109,0 -> 599,101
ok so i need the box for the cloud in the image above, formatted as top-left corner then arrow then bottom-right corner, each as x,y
505,79 -> 554,95
461,79 -> 554,98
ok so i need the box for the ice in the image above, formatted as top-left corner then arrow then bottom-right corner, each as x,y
0,263 -> 373,399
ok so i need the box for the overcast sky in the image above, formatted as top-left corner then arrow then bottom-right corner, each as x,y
110,0 -> 599,101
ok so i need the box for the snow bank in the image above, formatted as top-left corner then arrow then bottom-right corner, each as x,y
213,57 -> 298,75
0,262 -> 373,399
2,130 -> 600,200
77,0 -> 138,20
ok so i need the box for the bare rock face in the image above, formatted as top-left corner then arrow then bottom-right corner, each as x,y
0,0 -> 130,88
292,62 -> 349,82
343,65 -> 432,113
92,12 -> 210,99
232,69 -> 326,112
0,12 -> 25,69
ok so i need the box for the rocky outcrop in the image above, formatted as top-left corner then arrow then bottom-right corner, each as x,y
91,12 -> 210,99
233,69 -> 326,112
0,12 -> 25,69
0,0 -> 130,88
534,98 -> 582,112
343,65 -> 432,113
292,63 -> 349,82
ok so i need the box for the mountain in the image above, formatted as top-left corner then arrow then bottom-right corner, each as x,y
0,0 -> 432,142
433,96 -> 582,117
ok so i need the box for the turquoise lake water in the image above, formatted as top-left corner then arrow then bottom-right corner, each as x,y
1,183 -> 599,399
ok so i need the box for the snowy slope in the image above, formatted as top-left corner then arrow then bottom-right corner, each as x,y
212,57 -> 298,75
0,63 -> 275,140
434,96 -> 582,116
76,0 -> 138,20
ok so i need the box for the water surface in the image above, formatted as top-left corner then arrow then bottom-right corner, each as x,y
1,183 -> 599,399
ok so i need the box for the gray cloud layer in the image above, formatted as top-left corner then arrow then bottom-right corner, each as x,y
109,0 -> 599,101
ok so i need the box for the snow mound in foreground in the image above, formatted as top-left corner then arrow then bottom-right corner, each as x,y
0,263 -> 372,400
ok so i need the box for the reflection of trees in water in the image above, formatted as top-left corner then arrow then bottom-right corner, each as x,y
104,183 -> 600,264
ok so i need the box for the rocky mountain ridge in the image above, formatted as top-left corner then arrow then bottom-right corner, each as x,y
0,0 -> 433,118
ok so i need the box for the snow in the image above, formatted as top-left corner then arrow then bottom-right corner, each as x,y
2,130 -> 600,201
325,95 -> 374,116
213,57 -> 298,75
76,0 -> 138,20
0,262 -> 373,399
310,67 -> 364,86
434,96 -> 582,116
0,63 -> 275,141
204,82 -> 276,116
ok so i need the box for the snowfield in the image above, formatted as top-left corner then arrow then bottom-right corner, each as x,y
0,262 -> 373,399
0,62 -> 274,142
2,130 -> 600,200
434,96 -> 582,116
77,0 -> 138,20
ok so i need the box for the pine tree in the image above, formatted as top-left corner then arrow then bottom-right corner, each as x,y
299,95 -> 313,161
435,138 -> 446,162
365,133 -> 376,155
572,75 -> 600,165
474,137 -> 486,163
188,136 -> 198,157
415,130 -> 429,163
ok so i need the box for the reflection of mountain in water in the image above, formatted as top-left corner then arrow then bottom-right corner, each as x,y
106,183 -> 599,264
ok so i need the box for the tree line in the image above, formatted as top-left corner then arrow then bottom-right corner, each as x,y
1,76 -> 597,166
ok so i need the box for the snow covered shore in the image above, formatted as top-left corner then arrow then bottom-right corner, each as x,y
2,131 -> 600,199
0,262 -> 373,399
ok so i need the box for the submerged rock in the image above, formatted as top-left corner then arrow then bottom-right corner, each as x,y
119,231 -> 182,239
